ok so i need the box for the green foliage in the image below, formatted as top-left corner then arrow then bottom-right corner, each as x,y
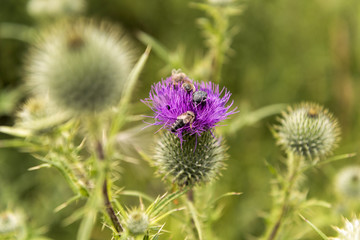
1,0 -> 360,239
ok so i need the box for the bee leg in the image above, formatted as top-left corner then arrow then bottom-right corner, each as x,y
189,120 -> 193,129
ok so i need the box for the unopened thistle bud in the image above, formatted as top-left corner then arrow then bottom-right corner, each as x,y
26,19 -> 133,115
154,131 -> 227,186
27,0 -> 85,20
330,216 -> 360,240
335,166 -> 360,199
15,96 -> 65,133
126,210 -> 149,236
0,210 -> 22,234
274,102 -> 340,159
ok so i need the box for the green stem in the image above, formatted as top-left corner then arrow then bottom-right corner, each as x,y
95,141 -> 124,234
264,152 -> 302,240
184,190 -> 203,240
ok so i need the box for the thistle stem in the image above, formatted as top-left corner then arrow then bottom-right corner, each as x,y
96,141 -> 123,234
265,153 -> 302,240
184,189 -> 203,240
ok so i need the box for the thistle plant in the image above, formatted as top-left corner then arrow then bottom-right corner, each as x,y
0,17 -> 155,239
0,1 -> 244,238
26,19 -> 133,115
142,71 -> 236,187
5,1 -> 358,239
262,102 -> 341,240
139,70 -> 238,239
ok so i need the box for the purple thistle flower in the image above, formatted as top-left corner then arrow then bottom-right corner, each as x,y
142,74 -> 237,140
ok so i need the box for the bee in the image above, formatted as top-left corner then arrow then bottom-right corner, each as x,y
182,81 -> 196,92
171,111 -> 195,132
171,69 -> 188,86
192,90 -> 208,105
307,107 -> 319,118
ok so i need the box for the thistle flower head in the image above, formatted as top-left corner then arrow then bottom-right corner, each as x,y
142,71 -> 237,141
154,131 -> 227,186
331,216 -> 360,240
26,19 -> 133,115
335,165 -> 360,199
126,209 -> 149,236
275,102 -> 340,159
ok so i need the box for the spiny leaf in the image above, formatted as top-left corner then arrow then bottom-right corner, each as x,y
118,190 -> 155,203
303,153 -> 357,171
223,104 -> 286,135
54,195 -> 82,212
28,164 -> 52,171
151,207 -> 185,223
299,213 -> 329,240
185,200 -> 203,240
0,126 -> 31,137
149,187 -> 189,217
211,192 -> 242,205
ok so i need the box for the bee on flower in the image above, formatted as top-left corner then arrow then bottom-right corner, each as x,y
142,71 -> 237,186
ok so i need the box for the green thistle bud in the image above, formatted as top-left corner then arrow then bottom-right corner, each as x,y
15,96 -> 70,134
126,210 -> 149,236
154,131 -> 227,187
0,210 -> 22,234
335,166 -> 360,199
330,216 -> 360,240
26,19 -> 133,115
274,102 -> 340,159
27,0 -> 85,20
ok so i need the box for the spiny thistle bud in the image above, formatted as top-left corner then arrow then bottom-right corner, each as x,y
0,210 -> 22,234
26,19 -> 133,115
274,102 -> 340,159
16,97 -> 48,124
335,166 -> 360,199
15,96 -> 66,133
27,0 -> 85,20
154,131 -> 227,186
126,209 -> 149,236
330,216 -> 360,240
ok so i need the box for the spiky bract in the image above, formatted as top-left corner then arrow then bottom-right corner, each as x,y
330,216 -> 360,240
335,166 -> 360,199
275,102 -> 340,159
126,210 -> 149,236
26,19 -> 133,115
154,131 -> 227,186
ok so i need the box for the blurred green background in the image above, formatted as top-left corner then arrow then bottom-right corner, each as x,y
1,0 -> 360,239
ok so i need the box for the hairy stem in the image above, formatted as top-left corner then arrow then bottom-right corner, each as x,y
184,189 -> 203,240
265,153 -> 302,240
96,141 -> 123,234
